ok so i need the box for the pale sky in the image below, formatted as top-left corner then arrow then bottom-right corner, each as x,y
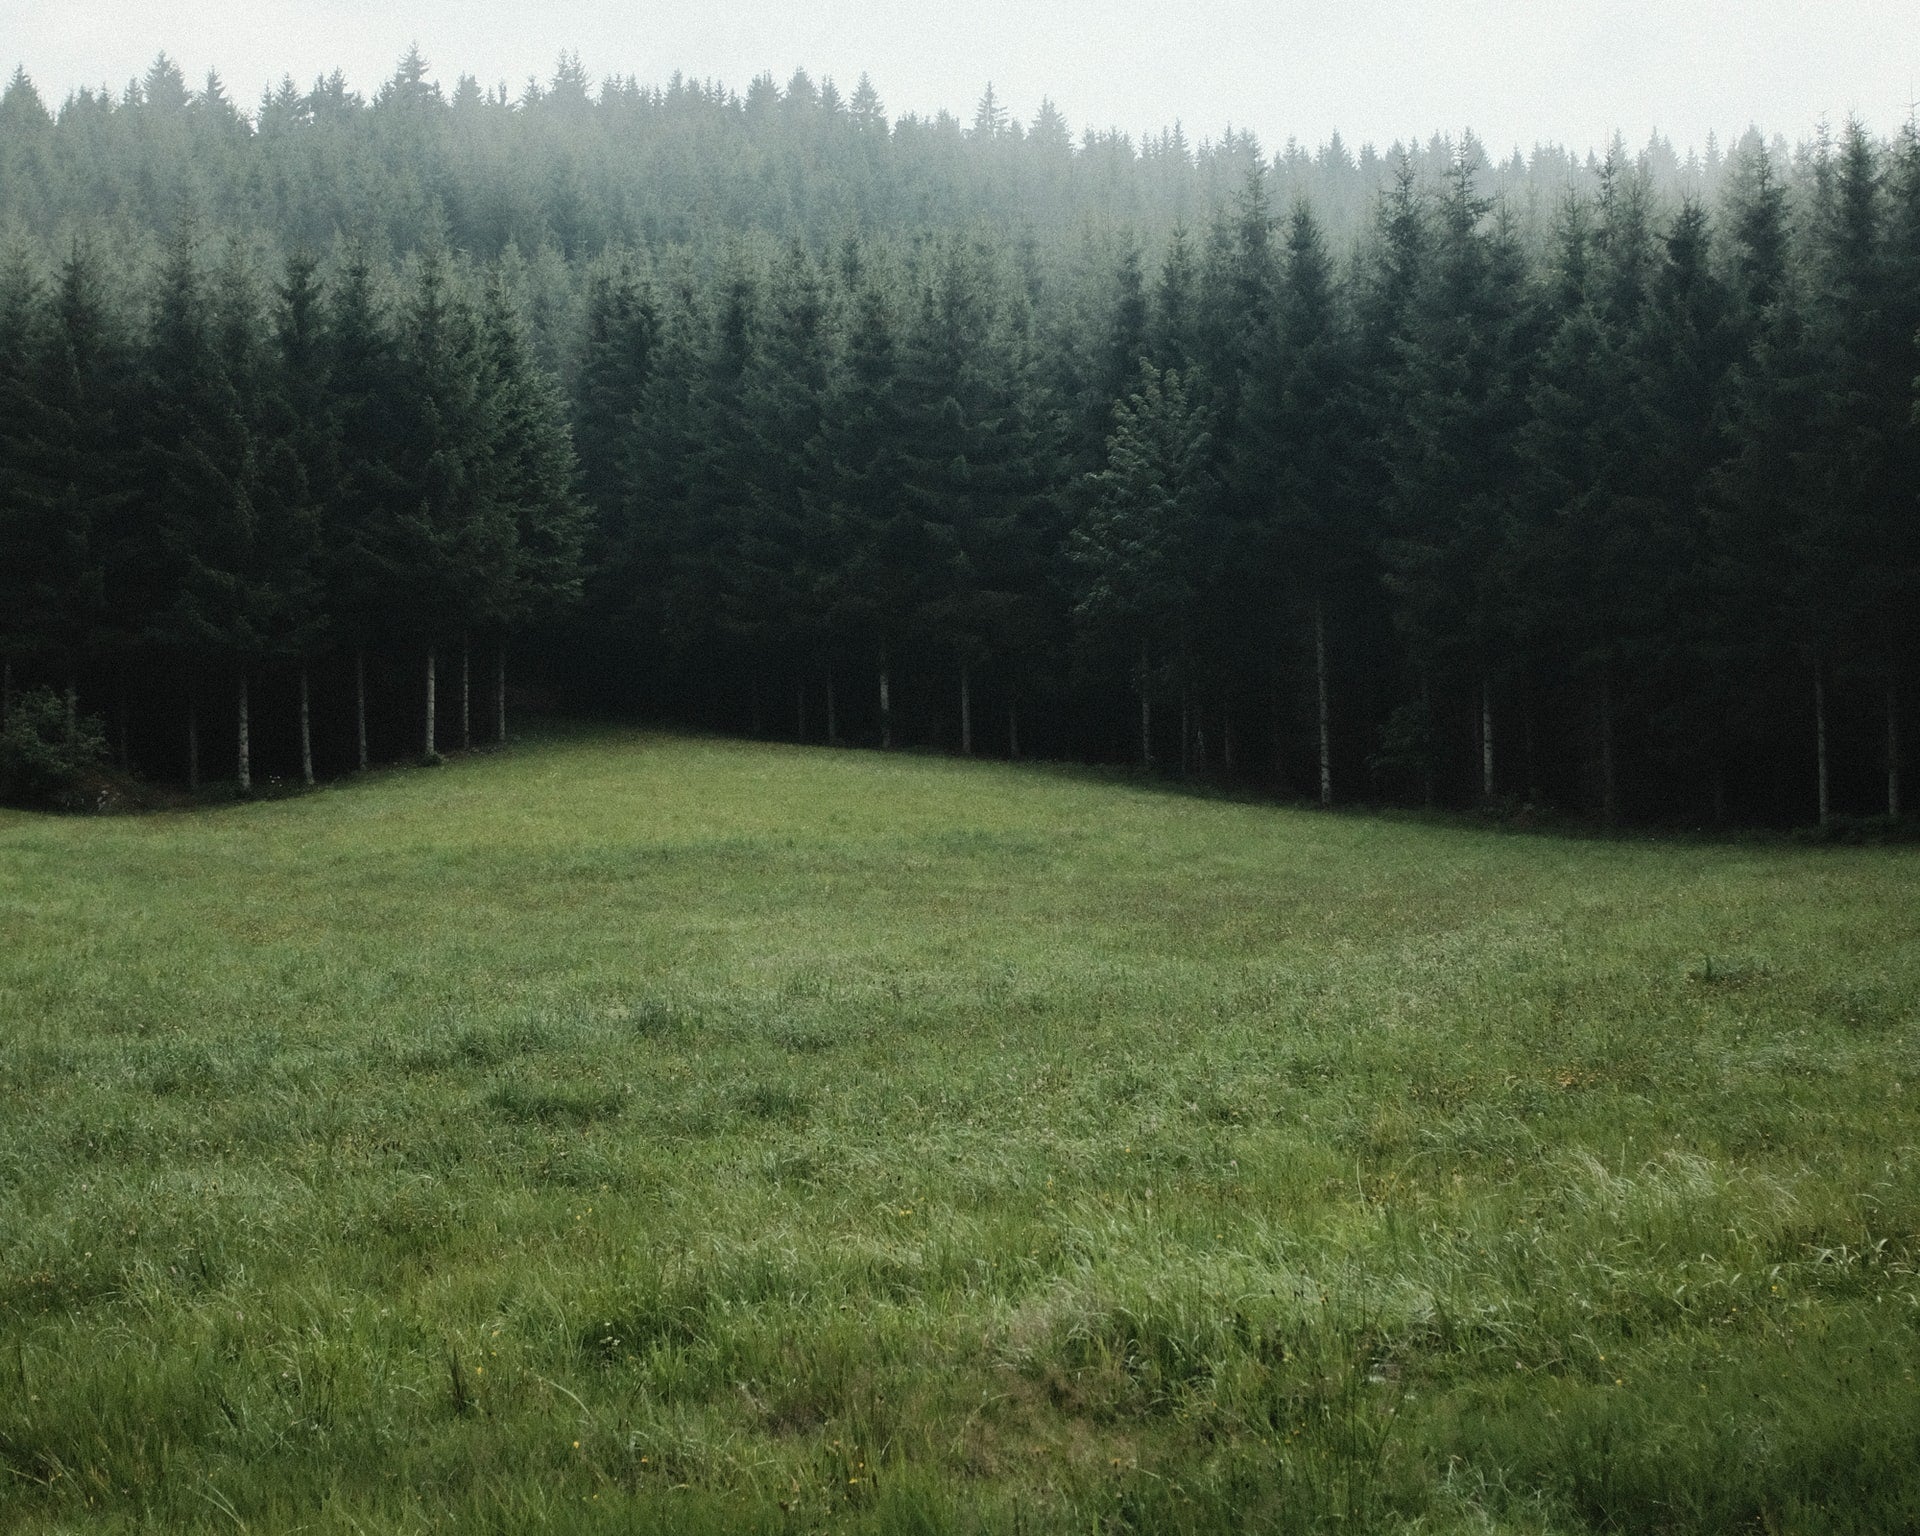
9,0 -> 1918,159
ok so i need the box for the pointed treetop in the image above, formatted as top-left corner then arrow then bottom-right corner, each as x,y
972,83 -> 1008,140
143,53 -> 190,112
850,73 -> 884,128
0,65 -> 50,130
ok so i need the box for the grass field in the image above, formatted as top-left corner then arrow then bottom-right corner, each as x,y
2,727 -> 1917,1533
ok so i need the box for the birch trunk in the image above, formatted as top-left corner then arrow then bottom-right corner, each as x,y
64,675 -> 77,745
826,666 -> 838,746
236,674 -> 251,794
1314,597 -> 1332,809
187,686 -> 200,792
1814,665 -> 1831,827
114,676 -> 128,773
879,652 -> 893,750
795,681 -> 807,742
424,644 -> 437,760
1222,718 -> 1235,774
1,657 -> 10,732
354,647 -> 369,772
960,664 -> 973,756
1480,675 -> 1495,804
299,664 -> 314,787
1887,682 -> 1900,819
460,632 -> 471,750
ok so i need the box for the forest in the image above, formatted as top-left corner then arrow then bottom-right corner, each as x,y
1,50 -> 1917,825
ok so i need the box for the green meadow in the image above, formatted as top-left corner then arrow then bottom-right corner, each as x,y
1,729 -> 1916,1533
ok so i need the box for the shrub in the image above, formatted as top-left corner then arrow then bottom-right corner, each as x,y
0,687 -> 110,808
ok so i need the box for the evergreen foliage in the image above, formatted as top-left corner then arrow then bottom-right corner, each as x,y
0,55 -> 1915,821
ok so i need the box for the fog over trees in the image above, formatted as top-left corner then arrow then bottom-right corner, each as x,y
1,51 -> 1916,825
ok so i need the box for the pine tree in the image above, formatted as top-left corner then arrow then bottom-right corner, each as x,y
1074,364 -> 1215,768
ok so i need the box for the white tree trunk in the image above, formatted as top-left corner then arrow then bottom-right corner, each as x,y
299,664 -> 314,787
1815,665 -> 1831,827
187,686 -> 200,792
355,647 -> 369,772
960,664 -> 973,756
236,674 -> 251,794
64,676 -> 77,745
826,666 -> 838,746
1,657 -> 11,732
1222,717 -> 1235,773
424,644 -> 437,760
460,631 -> 471,750
879,654 -> 893,750
1314,597 -> 1332,809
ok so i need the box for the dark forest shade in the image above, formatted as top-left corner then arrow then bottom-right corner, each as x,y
0,57 -> 1916,824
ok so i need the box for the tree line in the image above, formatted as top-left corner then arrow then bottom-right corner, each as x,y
570,124 -> 1920,826
1,55 -> 1916,824
0,234 -> 585,791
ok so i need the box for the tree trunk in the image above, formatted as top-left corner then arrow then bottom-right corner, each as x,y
1,657 -> 11,732
960,664 -> 973,756
1314,596 -> 1332,809
64,674 -> 77,746
1711,765 -> 1728,826
1887,681 -> 1901,819
236,673 -> 251,794
114,675 -> 129,773
424,644 -> 437,761
879,651 -> 893,750
1814,664 -> 1831,827
187,685 -> 200,792
1480,674 -> 1495,804
355,647 -> 369,772
299,664 -> 314,788
795,680 -> 807,742
1271,681 -> 1287,787
460,631 -> 472,750
826,666 -> 838,746
1139,644 -> 1153,769
1179,679 -> 1191,778
495,644 -> 507,745
1222,717 -> 1235,774
1008,693 -> 1020,760
749,673 -> 764,738
1419,675 -> 1435,808
1599,671 -> 1618,825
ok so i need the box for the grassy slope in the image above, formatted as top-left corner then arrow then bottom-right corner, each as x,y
1,728 -> 1916,1533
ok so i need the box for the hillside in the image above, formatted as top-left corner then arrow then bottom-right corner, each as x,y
2,731 -> 1918,1532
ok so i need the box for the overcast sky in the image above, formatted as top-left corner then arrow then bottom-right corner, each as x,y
10,0 -> 1918,158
